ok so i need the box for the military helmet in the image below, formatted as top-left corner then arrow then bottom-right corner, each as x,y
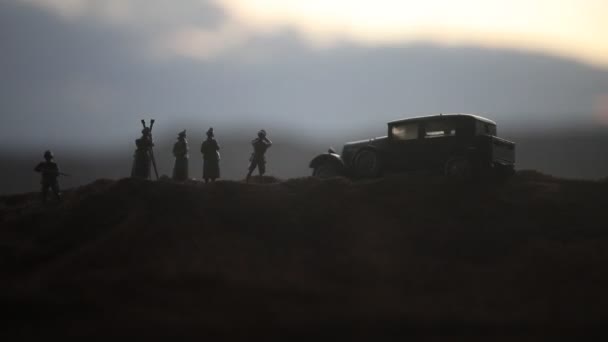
43,150 -> 53,160
258,129 -> 266,138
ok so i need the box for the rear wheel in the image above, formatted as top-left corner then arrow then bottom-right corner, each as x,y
445,157 -> 474,180
494,165 -> 515,182
354,149 -> 381,178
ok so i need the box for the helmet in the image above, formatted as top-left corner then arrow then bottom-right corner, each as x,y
258,129 -> 266,138
178,130 -> 186,137
206,127 -> 214,137
44,150 -> 54,160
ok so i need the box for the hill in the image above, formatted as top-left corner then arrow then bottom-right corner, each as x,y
2,173 -> 608,339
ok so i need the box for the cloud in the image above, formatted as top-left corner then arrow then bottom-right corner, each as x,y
161,22 -> 246,61
220,0 -> 608,68
16,0 -> 608,67
18,0 -> 231,60
18,0 -> 224,29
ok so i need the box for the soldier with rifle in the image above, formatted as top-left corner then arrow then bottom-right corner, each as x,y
246,129 -> 272,182
172,130 -> 189,181
34,150 -> 67,202
131,119 -> 159,180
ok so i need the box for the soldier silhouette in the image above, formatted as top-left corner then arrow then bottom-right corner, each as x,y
200,127 -> 220,183
131,126 -> 154,179
172,130 -> 189,181
34,150 -> 62,202
246,129 -> 272,181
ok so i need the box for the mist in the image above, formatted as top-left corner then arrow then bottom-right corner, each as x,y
1,1 -> 608,194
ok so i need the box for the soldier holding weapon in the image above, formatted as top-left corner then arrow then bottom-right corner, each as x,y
131,119 -> 159,180
246,129 -> 272,182
34,150 -> 67,202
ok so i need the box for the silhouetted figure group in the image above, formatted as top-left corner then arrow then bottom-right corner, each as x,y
35,121 -> 273,202
129,122 -> 272,183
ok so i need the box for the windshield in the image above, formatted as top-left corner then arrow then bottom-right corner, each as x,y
391,122 -> 419,140
476,121 -> 497,135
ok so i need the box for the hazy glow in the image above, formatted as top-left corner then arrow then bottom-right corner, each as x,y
596,94 -> 608,124
223,0 -> 608,66
18,0 -> 608,66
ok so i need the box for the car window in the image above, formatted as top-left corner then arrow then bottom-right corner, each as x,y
391,123 -> 419,141
424,120 -> 456,139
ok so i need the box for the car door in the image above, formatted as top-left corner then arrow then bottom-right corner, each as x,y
419,118 -> 462,172
386,121 -> 426,172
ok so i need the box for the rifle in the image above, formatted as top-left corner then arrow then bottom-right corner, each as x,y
35,165 -> 71,177
141,119 -> 159,180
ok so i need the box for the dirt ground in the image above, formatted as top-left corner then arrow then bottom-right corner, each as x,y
2,172 -> 608,340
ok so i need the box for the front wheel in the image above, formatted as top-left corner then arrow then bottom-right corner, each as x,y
494,165 -> 515,182
313,162 -> 342,178
354,149 -> 382,178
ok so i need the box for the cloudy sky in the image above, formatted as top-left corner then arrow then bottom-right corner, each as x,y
1,1 -> 607,169
16,0 -> 608,66
0,0 -> 608,193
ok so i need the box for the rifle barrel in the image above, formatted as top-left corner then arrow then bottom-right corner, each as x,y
149,148 -> 159,180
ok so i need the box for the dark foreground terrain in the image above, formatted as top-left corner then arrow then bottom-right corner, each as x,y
1,172 -> 608,340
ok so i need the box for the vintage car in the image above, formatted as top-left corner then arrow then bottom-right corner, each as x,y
309,113 -> 515,179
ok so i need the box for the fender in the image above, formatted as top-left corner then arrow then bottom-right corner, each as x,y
309,151 -> 345,171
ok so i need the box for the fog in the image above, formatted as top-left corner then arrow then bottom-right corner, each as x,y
1,1 -> 608,194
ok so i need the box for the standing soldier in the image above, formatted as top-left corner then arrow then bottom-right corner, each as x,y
34,150 -> 62,202
131,126 -> 154,179
246,129 -> 272,181
200,127 -> 220,183
172,130 -> 189,181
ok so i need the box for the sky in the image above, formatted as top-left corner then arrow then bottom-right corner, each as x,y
1,0 -> 608,188
16,0 -> 608,66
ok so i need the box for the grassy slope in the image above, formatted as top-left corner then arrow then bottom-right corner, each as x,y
1,172 -> 608,339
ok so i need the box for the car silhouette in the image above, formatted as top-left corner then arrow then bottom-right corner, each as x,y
309,113 -> 515,179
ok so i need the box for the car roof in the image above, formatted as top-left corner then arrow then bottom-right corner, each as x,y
387,113 -> 496,125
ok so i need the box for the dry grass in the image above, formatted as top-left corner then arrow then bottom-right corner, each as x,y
1,172 -> 608,339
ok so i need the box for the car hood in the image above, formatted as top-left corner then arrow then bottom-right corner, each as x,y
343,136 -> 388,149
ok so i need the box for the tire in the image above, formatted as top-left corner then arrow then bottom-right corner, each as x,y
494,165 -> 515,183
313,162 -> 342,178
445,157 -> 474,180
354,149 -> 381,178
